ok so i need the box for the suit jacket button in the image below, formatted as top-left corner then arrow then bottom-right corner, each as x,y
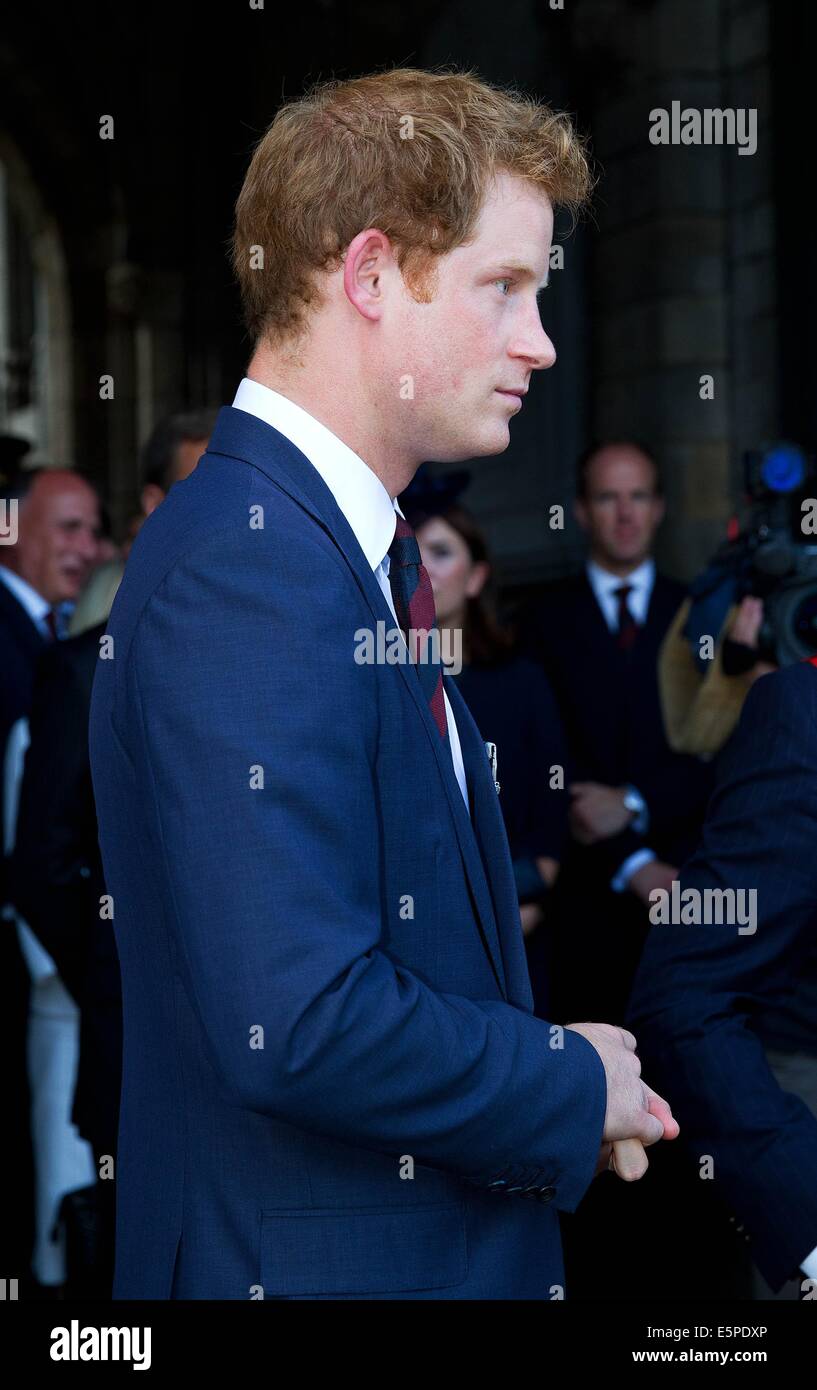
536,1186 -> 556,1203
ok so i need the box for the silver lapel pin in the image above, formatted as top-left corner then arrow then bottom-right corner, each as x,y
485,741 -> 500,794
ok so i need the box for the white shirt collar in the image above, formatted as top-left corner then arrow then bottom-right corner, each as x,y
232,377 -> 403,572
0,563 -> 52,625
586,555 -> 655,600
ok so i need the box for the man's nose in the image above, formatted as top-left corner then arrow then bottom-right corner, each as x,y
512,319 -> 556,372
78,528 -> 100,561
535,328 -> 557,371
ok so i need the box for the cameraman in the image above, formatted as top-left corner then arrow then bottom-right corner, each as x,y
721,594 -> 778,685
629,658 -> 817,1299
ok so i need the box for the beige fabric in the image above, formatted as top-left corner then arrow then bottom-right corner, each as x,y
68,558 -> 124,636
658,598 -> 747,758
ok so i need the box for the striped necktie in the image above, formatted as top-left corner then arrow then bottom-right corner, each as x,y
387,516 -> 448,740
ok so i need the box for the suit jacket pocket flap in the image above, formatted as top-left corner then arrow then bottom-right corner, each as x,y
260,1201 -> 467,1296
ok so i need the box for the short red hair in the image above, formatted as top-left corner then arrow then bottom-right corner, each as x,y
231,65 -> 594,346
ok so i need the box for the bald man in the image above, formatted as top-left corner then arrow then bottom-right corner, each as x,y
1,467 -> 100,763
0,466 -> 100,1293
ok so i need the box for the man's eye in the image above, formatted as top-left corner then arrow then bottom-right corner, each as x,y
495,278 -> 513,296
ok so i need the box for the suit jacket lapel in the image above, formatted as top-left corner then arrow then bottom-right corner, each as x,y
643,573 -> 675,639
0,577 -> 48,661
444,677 -> 532,1009
207,407 -> 509,1000
580,571 -> 620,649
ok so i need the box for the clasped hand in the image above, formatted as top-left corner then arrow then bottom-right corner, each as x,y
566,1021 -> 679,1181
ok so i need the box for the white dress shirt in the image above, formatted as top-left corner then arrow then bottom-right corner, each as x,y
586,556 -> 655,632
232,377 -> 469,811
0,566 -> 70,977
585,557 -> 657,891
0,564 -> 72,640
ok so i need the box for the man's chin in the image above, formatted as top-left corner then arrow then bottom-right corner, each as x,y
467,423 -> 513,458
608,547 -> 648,568
424,419 -> 512,463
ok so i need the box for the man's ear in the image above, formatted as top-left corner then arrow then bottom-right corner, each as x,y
342,228 -> 393,323
653,494 -> 666,527
141,484 -> 166,518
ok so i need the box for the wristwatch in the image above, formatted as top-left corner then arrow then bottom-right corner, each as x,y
622,784 -> 649,835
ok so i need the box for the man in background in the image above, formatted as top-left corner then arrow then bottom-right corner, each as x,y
8,411 -> 214,1297
121,411 -> 216,559
0,466 -> 100,1293
526,441 -> 714,1023
524,442 -> 741,1300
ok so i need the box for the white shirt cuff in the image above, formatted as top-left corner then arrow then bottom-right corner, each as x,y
611,847 -> 657,893
625,785 -> 650,836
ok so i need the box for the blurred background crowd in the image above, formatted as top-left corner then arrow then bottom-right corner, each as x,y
1,0 -> 815,1304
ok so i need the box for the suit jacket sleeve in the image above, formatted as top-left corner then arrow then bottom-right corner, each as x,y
627,749 -> 715,863
627,664 -> 817,1289
523,586 -> 715,877
574,755 -> 715,891
118,520 -> 607,1211
9,642 -> 99,1005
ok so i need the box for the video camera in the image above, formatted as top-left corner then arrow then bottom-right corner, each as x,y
683,442 -> 817,669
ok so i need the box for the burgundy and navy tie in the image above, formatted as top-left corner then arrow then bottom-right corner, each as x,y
613,582 -> 639,651
387,515 -> 448,741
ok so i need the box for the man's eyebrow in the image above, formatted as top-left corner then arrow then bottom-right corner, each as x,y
487,262 -> 550,291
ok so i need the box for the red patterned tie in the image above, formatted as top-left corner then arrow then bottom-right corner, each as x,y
44,608 -> 59,641
387,516 -> 448,739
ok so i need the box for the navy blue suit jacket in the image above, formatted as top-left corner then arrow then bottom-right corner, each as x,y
11,624 -> 121,1157
89,406 -> 607,1300
0,575 -> 50,903
524,571 -> 714,877
628,663 -> 817,1291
